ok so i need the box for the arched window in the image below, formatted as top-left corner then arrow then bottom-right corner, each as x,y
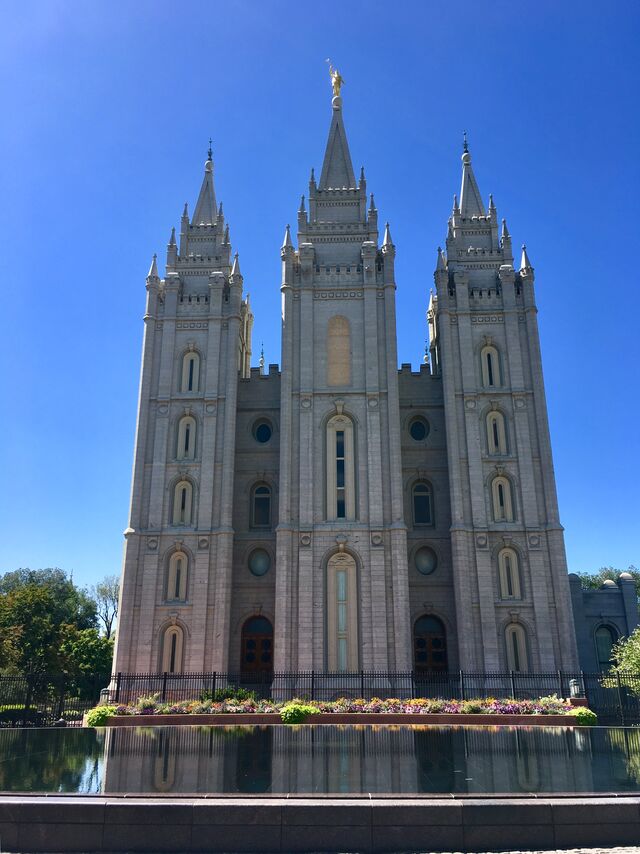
327,315 -> 351,386
595,625 -> 618,672
491,476 -> 514,522
251,484 -> 271,528
166,551 -> 188,602
326,414 -> 356,520
498,548 -> 521,599
172,480 -> 193,526
181,351 -> 200,393
505,623 -> 528,672
481,345 -> 501,388
240,616 -> 273,675
176,416 -> 196,460
161,625 -> 184,673
327,552 -> 358,671
487,410 -> 507,455
412,482 -> 433,526
413,615 -> 447,673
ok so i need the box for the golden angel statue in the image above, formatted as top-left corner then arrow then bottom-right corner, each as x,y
327,62 -> 344,98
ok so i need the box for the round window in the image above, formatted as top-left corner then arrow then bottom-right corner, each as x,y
415,546 -> 438,575
409,417 -> 430,442
253,420 -> 272,444
248,548 -> 271,577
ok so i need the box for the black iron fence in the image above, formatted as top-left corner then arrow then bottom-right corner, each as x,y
1,670 -> 640,726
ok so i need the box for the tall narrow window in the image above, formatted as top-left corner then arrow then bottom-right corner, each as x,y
498,548 -> 521,599
167,551 -> 188,601
177,416 -> 196,460
327,316 -> 351,386
181,352 -> 200,393
505,623 -> 528,672
481,345 -> 501,388
491,476 -> 514,522
161,625 -> 184,673
595,625 -> 618,672
172,480 -> 193,526
326,414 -> 356,520
412,482 -> 433,526
487,411 -> 507,455
327,552 -> 358,671
251,484 -> 271,528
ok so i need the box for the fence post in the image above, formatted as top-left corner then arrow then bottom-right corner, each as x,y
410,671 -> 415,700
161,672 -> 168,702
557,670 -> 563,698
211,672 -> 217,699
616,671 -> 626,726
580,670 -> 589,705
459,670 -> 466,701
510,671 -> 516,698
115,672 -> 122,703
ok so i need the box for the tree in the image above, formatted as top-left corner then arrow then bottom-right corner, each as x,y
604,628 -> 640,697
576,565 -> 640,603
58,625 -> 114,676
90,574 -> 120,639
0,568 -> 97,629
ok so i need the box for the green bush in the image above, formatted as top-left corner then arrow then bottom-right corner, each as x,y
85,705 -> 116,727
136,693 -> 160,712
280,702 -> 320,724
460,700 -> 484,714
568,707 -> 598,726
0,705 -> 41,724
199,686 -> 257,703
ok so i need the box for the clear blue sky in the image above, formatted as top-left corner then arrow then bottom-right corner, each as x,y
0,0 -> 638,589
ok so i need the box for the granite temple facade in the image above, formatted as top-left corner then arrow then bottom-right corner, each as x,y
113,89 -> 636,677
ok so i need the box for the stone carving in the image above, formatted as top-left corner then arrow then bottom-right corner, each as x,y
327,63 -> 344,97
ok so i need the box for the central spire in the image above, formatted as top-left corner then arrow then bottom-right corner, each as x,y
459,135 -> 486,217
318,70 -> 356,190
192,143 -> 218,226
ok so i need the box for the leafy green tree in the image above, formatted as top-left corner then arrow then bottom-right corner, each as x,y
90,574 -> 120,639
0,568 -> 97,629
58,625 -> 113,676
0,585 -> 61,672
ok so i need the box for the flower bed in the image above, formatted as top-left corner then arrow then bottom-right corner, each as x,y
86,694 -> 598,727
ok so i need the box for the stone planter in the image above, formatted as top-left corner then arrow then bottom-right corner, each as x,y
103,712 -> 587,727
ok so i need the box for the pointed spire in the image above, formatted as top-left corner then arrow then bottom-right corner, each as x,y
182,202 -> 189,220
452,194 -> 459,214
299,194 -> 306,213
423,339 -> 430,365
282,224 -> 293,250
459,136 -> 486,217
259,342 -> 265,375
520,244 -> 533,272
169,227 -> 176,246
382,222 -> 393,249
318,96 -> 356,189
488,193 -> 496,214
223,223 -> 230,245
230,252 -> 242,279
192,150 -> 217,225
147,253 -> 159,280
436,246 -> 446,271
369,193 -> 376,211
309,167 -> 316,188
218,201 -> 223,219
207,137 -> 213,162
501,218 -> 510,240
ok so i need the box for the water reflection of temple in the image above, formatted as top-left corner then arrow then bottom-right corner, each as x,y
100,725 -> 633,796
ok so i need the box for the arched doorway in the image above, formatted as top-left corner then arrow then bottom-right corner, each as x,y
413,614 -> 447,673
240,616 -> 273,676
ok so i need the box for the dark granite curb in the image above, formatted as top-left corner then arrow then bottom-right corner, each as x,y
1,795 -> 638,852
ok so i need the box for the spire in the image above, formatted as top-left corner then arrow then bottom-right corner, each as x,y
520,244 -> 533,272
182,202 -> 189,220
259,342 -> 265,375
452,194 -> 459,214
299,195 -> 306,213
223,223 -> 230,245
192,145 -> 217,225
282,223 -> 293,250
459,135 -> 486,217
169,227 -> 176,246
147,253 -> 159,280
436,246 -> 446,271
501,218 -> 510,240
369,193 -> 376,211
218,201 -> 223,220
230,252 -> 242,279
382,221 -> 393,249
488,193 -> 496,214
318,95 -> 356,190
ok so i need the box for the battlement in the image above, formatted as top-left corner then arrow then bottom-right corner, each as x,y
398,363 -> 434,377
241,364 -> 281,382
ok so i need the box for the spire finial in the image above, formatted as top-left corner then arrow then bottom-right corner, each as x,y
147,253 -> 159,280
259,342 -> 265,374
463,130 -> 468,153
207,138 -> 213,161
282,223 -> 293,250
423,338 -> 430,365
299,194 -> 306,213
382,221 -> 393,249
520,244 -> 533,272
369,192 -> 375,210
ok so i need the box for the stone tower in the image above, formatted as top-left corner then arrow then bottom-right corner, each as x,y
275,89 -> 411,671
428,140 -> 579,670
113,148 -> 253,672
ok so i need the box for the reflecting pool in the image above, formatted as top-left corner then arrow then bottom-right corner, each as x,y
1,726 -> 640,795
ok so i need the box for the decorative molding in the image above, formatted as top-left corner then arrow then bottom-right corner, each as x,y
471,315 -> 504,324
475,533 -> 488,549
157,404 -> 169,415
370,531 -> 383,547
528,533 -> 541,549
198,537 -> 209,550
514,396 -> 526,409
147,538 -> 158,551
300,396 -> 312,409
465,398 -> 477,410
313,290 -> 363,300
176,322 -> 208,329
300,532 -> 312,547
205,402 -> 216,414
367,395 -> 378,409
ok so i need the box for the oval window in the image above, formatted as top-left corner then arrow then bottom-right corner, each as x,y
415,546 -> 438,575
253,420 -> 272,444
248,548 -> 271,577
409,417 -> 430,442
